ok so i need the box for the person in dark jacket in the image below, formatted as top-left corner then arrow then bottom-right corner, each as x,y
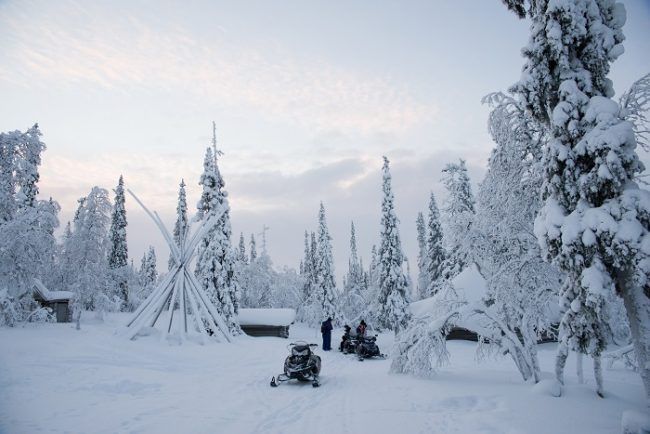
356,319 -> 367,337
321,317 -> 333,351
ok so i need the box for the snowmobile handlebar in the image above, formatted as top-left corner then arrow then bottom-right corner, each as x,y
288,341 -> 318,347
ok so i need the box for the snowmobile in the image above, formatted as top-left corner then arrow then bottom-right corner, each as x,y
270,341 -> 321,388
340,330 -> 360,354
354,334 -> 386,361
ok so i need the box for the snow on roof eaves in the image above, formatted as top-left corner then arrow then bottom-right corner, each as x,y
238,308 -> 296,326
32,278 -> 74,302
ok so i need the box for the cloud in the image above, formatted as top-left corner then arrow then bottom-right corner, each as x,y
0,0 -> 438,136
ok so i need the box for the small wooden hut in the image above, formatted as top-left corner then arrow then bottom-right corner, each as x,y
238,308 -> 296,338
31,279 -> 73,323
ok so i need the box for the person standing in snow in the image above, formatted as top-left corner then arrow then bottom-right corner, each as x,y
321,317 -> 333,351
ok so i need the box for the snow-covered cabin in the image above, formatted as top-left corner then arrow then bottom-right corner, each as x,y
31,279 -> 73,323
238,308 -> 296,338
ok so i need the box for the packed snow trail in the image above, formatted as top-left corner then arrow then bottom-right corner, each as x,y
0,313 -> 645,434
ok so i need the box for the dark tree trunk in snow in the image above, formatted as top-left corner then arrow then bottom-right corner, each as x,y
618,269 -> 650,405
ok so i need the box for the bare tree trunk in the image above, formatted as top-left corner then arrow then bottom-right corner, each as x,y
556,341 -> 569,387
594,355 -> 604,398
618,271 -> 650,406
576,352 -> 584,384
75,307 -> 81,331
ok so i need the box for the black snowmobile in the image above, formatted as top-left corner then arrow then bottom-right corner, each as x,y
339,325 -> 358,354
354,334 -> 386,361
270,341 -> 321,388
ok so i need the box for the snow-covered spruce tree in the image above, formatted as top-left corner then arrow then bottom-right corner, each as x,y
357,244 -> 380,328
15,124 -> 45,210
340,221 -> 366,324
169,179 -> 188,270
376,157 -> 411,333
0,199 -> 59,325
314,202 -> 337,322
297,231 -> 315,308
368,244 -> 379,290
0,130 -> 19,223
195,145 -> 241,335
440,160 -> 475,280
296,230 -> 320,323
108,175 -> 129,308
310,231 -> 318,276
271,266 -> 304,309
404,257 -> 416,301
0,126 -> 61,325
237,232 -> 247,265
504,0 -> 650,399
249,234 -> 257,263
139,246 -> 158,294
300,230 -> 312,298
415,212 -> 428,300
425,192 -> 446,297
66,187 -> 114,326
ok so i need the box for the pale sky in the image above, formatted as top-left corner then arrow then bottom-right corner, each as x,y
1,0 -> 649,282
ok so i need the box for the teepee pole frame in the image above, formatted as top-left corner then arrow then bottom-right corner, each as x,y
124,189 -> 234,344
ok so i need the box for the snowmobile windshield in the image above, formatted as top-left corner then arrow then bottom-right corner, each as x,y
292,346 -> 310,356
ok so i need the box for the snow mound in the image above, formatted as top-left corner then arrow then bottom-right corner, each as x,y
410,296 -> 437,319
532,379 -> 562,397
622,410 -> 650,434
238,308 -> 296,326
410,264 -> 488,319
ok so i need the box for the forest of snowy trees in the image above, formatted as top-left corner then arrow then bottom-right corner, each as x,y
1,1 -> 650,428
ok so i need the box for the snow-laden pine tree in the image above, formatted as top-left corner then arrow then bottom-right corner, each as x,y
415,212 -> 428,301
425,192 -> 446,296
404,257 -> 416,301
440,160 -> 475,280
242,249 -> 275,308
139,246 -> 158,294
368,244 -> 379,290
463,91 -> 563,383
296,230 -> 320,324
237,232 -> 247,265
66,187 -> 114,326
0,198 -> 59,323
376,157 -> 411,333
504,0 -> 650,399
168,179 -> 188,270
0,126 -> 60,325
108,175 -> 129,308
346,222 -> 363,289
15,124 -> 44,210
195,144 -> 241,335
249,234 -> 257,263
340,221 -> 366,323
0,131 -> 18,223
298,230 -> 316,306
314,202 -> 337,322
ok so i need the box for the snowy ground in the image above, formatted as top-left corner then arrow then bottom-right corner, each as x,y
0,314 -> 646,434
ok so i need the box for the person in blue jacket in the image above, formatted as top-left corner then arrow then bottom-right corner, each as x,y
321,317 -> 333,351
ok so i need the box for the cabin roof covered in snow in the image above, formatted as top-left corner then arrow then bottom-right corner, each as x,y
238,308 -> 296,326
32,279 -> 74,302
